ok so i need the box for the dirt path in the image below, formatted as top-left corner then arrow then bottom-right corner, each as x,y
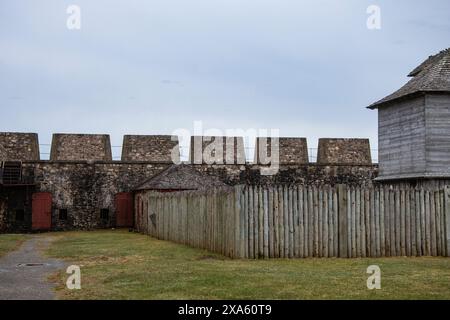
0,236 -> 66,300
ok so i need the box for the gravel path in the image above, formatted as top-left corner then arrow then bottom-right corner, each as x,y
0,236 -> 66,300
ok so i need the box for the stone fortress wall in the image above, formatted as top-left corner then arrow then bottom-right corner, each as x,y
0,132 -> 376,232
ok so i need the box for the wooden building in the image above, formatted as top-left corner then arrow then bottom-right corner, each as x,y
369,48 -> 450,180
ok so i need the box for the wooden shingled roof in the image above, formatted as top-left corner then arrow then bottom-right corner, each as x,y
368,48 -> 450,109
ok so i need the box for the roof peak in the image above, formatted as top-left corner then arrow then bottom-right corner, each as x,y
368,48 -> 450,109
408,48 -> 450,77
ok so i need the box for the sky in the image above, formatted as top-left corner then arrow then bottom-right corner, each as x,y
1,0 -> 449,160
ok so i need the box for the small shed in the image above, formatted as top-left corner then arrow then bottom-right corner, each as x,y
369,48 -> 450,180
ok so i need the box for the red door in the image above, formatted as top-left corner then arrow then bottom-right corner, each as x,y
115,192 -> 133,227
32,193 -> 52,230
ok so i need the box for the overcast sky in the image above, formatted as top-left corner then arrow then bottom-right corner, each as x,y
1,0 -> 449,160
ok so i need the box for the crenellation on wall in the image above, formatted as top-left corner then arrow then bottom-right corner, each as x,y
121,135 -> 179,162
317,138 -> 372,165
254,137 -> 308,164
0,131 -> 379,233
189,136 -> 246,164
0,132 -> 40,161
50,133 -> 112,161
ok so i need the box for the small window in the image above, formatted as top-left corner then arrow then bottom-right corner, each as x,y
100,208 -> 109,220
59,209 -> 68,220
15,209 -> 25,221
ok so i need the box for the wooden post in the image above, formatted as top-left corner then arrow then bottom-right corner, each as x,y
279,186 -> 285,258
268,187 -> 274,258
405,189 -> 411,256
430,190 -> 437,256
248,186 -> 254,259
361,187 -> 366,257
263,187 -> 269,258
337,184 -> 348,258
288,187 -> 294,258
400,190 -> 406,256
323,187 -> 329,258
298,187 -> 305,258
444,186 -> 450,257
258,186 -> 264,258
293,186 -> 299,257
355,187 -> 361,257
379,186 -> 385,257
274,187 -> 280,258
318,188 -> 323,257
284,186 -> 290,258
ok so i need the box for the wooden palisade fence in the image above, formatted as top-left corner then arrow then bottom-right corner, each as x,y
135,184 -> 450,259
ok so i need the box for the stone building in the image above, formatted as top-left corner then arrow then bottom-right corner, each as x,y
369,48 -> 450,180
0,132 -> 377,232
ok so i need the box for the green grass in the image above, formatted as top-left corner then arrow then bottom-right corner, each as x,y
0,234 -> 27,257
46,230 -> 450,300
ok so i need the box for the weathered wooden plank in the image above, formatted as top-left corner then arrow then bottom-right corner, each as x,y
430,190 -> 437,256
253,186 -> 260,258
379,186 -> 385,256
420,189 -> 426,255
268,187 -> 274,258
410,189 -> 417,256
384,188 -> 390,257
389,190 -> 396,256
274,187 -> 280,258
437,190 -> 443,256
394,189 -> 401,256
288,187 -> 294,258
400,190 -> 406,256
328,186 -> 334,257
348,188 -> 352,257
416,190 -> 423,256
263,188 -> 269,259
351,187 -> 356,258
355,187 -> 361,257
243,187 -> 249,258
318,188 -> 323,257
293,186 -> 299,258
444,186 -> 450,257
364,188 -> 371,256
323,186 -> 329,258
258,186 -> 264,258
305,187 -> 311,257
314,187 -> 320,257
405,189 -> 411,256
298,187 -> 305,258
333,187 -> 339,257
375,187 -> 381,257
248,186 -> 255,258
425,190 -> 431,255
279,186 -> 285,258
337,184 -> 348,258
370,188 -> 376,257
360,187 -> 366,257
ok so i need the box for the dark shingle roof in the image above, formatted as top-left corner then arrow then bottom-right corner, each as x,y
368,48 -> 450,109
134,164 -> 230,191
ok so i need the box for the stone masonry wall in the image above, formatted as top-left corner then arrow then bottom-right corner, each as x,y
121,135 -> 179,162
50,134 -> 112,161
0,132 -> 40,161
254,137 -> 308,164
195,163 -> 377,187
317,138 -> 372,165
20,162 -> 170,230
190,136 -> 246,164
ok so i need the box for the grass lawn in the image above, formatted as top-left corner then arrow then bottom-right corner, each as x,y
0,234 -> 27,258
46,230 -> 450,300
